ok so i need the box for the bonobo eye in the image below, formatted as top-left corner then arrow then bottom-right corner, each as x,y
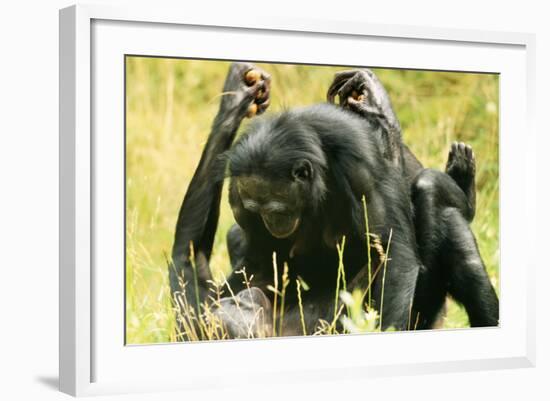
291,159 -> 313,181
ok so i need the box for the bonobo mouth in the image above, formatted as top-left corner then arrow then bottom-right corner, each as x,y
261,214 -> 301,239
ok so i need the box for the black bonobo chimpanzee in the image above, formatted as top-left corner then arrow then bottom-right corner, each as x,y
170,63 -> 499,339
326,69 -> 498,329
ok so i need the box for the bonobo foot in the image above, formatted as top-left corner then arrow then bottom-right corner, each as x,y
445,141 -> 476,220
217,62 -> 271,127
327,69 -> 392,120
214,287 -> 273,339
326,69 -> 401,163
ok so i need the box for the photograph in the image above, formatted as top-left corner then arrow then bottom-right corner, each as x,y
125,57 -> 500,344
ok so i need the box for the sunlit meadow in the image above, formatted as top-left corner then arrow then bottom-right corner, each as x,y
125,57 -> 499,344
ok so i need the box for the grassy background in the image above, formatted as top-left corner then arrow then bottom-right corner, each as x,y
125,57 -> 499,344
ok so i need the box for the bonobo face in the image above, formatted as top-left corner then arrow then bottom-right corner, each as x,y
235,160 -> 312,239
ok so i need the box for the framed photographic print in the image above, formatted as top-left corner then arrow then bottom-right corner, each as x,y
59,4 -> 536,396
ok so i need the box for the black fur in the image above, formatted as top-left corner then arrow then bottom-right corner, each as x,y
170,63 -> 499,339
222,104 -> 420,331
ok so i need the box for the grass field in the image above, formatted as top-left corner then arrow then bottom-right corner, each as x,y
125,57 -> 499,344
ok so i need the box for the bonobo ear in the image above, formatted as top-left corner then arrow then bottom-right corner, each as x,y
292,159 -> 313,181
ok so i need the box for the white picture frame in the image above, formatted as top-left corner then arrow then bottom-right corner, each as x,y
59,3 -> 536,397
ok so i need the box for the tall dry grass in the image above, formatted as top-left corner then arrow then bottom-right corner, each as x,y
125,57 -> 499,344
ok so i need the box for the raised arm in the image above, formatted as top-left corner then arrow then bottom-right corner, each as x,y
327,69 -> 405,169
170,62 -> 271,316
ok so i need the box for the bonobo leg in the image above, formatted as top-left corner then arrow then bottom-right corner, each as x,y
170,63 -> 271,339
443,208 -> 499,326
327,69 -> 402,165
411,152 -> 499,328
